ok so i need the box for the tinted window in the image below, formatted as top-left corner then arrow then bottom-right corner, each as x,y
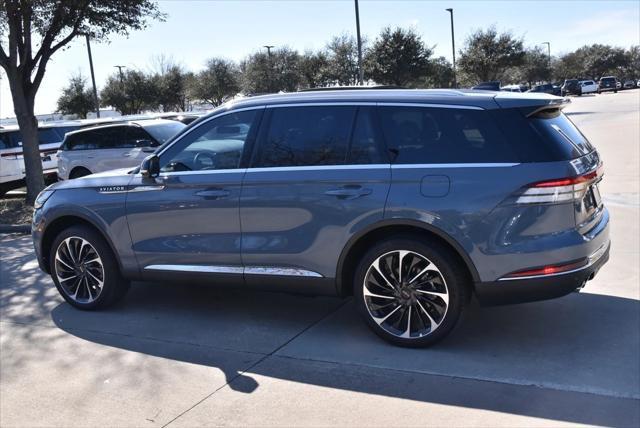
96,127 -> 128,149
378,106 -> 518,164
490,109 -> 594,162
349,108 -> 386,164
38,128 -> 63,145
143,121 -> 185,144
254,106 -> 356,167
126,127 -> 155,147
160,110 -> 258,172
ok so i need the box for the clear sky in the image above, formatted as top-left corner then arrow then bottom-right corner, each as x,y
1,0 -> 638,117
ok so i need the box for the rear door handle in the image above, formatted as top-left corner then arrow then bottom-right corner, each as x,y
324,185 -> 372,200
195,188 -> 230,199
123,153 -> 131,157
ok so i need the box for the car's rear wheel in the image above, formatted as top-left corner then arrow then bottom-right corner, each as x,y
49,225 -> 129,310
353,237 -> 469,347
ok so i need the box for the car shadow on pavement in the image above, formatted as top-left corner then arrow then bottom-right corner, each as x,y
2,235 -> 638,426
46,282 -> 640,426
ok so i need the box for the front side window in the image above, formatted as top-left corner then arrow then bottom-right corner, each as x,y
142,121 -> 186,144
254,106 -> 356,167
160,110 -> 258,172
378,106 -> 519,164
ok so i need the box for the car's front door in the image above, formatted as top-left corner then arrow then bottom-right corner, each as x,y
126,108 -> 263,283
240,105 -> 391,292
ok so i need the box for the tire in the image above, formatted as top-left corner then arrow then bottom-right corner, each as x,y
353,236 -> 469,347
70,167 -> 91,179
49,225 -> 129,310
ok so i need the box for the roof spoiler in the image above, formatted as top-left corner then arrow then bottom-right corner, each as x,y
525,98 -> 571,118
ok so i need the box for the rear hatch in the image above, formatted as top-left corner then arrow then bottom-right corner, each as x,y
492,94 -> 604,232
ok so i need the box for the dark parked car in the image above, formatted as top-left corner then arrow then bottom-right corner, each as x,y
561,79 -> 582,96
528,83 -> 562,96
471,81 -> 501,91
32,89 -> 610,347
598,76 -> 618,93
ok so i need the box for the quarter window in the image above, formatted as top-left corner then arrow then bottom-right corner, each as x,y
160,110 -> 258,172
254,106 -> 356,167
378,106 -> 518,164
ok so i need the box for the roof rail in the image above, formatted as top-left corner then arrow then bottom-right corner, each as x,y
299,85 -> 404,92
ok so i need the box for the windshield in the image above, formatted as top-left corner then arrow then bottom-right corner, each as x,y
143,121 -> 186,144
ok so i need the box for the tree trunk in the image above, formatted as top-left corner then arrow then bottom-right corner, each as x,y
10,79 -> 45,205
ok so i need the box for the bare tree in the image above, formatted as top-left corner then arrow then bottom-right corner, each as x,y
0,1 -> 163,203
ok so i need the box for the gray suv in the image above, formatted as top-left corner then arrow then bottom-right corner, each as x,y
32,89 -> 610,347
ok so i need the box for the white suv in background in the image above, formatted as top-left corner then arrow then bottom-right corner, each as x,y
0,122 -> 80,195
579,80 -> 598,94
57,119 -> 185,180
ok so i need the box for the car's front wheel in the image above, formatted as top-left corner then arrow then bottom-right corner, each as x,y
49,225 -> 129,310
354,237 -> 469,347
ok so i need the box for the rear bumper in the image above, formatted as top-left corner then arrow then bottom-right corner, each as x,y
475,241 -> 610,306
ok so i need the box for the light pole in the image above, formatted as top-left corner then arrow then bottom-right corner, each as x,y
263,45 -> 275,92
85,35 -> 100,118
445,8 -> 457,88
542,42 -> 551,65
263,45 -> 274,58
113,65 -> 126,83
354,0 -> 364,85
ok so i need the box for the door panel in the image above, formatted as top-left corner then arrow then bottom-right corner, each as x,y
240,166 -> 390,279
125,108 -> 262,282
240,105 -> 391,283
126,170 -> 245,272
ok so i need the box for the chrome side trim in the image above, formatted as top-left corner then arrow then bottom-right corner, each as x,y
129,185 -> 165,192
144,264 -> 324,278
392,163 -> 520,169
246,164 -> 390,173
244,266 -> 323,277
145,264 -> 244,275
497,242 -> 610,282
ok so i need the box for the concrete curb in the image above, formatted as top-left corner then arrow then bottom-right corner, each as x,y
0,224 -> 30,234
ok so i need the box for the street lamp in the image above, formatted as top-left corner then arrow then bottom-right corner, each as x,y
263,45 -> 274,58
541,42 -> 551,63
113,65 -> 126,83
354,0 -> 364,85
445,8 -> 457,88
84,35 -> 100,118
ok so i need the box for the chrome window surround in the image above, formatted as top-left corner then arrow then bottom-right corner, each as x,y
150,100 -> 488,177
144,264 -> 323,278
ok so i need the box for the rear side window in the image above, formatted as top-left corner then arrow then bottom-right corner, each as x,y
490,109 -> 594,161
254,106 -> 356,167
378,106 -> 519,164
348,107 -> 386,164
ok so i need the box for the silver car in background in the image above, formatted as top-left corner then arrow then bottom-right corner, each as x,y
57,119 -> 186,180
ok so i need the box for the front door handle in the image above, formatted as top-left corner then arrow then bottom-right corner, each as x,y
195,188 -> 230,199
324,185 -> 372,200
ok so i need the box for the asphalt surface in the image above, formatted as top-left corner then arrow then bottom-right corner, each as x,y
1,90 -> 639,427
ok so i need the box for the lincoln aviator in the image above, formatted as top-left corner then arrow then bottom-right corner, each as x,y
32,89 -> 610,347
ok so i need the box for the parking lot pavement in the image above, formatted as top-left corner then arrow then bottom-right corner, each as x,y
1,91 -> 639,427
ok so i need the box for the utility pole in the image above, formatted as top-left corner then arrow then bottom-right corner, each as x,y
445,8 -> 457,88
354,0 -> 364,85
542,42 -> 551,66
263,45 -> 275,93
85,35 -> 100,118
113,65 -> 126,83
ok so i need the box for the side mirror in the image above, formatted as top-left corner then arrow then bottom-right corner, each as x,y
140,154 -> 159,178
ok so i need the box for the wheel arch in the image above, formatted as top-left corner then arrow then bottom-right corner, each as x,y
69,166 -> 92,179
335,219 -> 479,296
40,214 -> 123,275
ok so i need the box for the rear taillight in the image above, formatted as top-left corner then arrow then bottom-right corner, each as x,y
516,165 -> 603,204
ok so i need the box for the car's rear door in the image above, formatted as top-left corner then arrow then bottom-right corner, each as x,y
239,105 -> 391,292
126,108 -> 262,283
